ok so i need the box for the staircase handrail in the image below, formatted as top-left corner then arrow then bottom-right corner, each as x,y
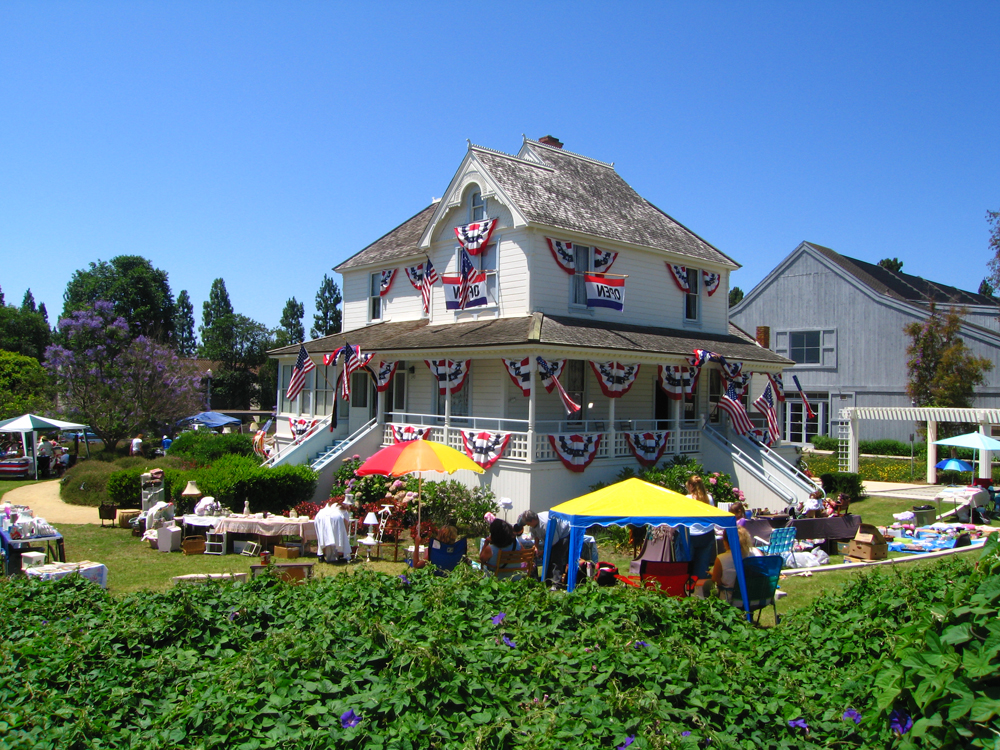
701,424 -> 797,504
262,414 -> 333,467
736,432 -> 823,498
310,418 -> 379,472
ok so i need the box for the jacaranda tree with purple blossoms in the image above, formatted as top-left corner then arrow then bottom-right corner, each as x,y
45,301 -> 202,450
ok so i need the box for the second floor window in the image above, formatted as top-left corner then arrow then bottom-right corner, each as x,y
571,245 -> 592,306
685,269 -> 700,321
369,273 -> 382,321
789,331 -> 821,364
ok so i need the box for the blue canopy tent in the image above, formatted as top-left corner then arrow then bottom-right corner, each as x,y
177,411 -> 243,430
542,478 -> 753,619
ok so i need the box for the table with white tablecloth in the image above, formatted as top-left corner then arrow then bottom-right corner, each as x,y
25,560 -> 108,588
211,516 -> 316,540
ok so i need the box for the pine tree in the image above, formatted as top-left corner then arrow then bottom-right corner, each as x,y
276,297 -> 305,347
311,274 -> 342,339
878,257 -> 904,272
199,279 -> 234,358
728,286 -> 744,307
21,289 -> 36,312
38,303 -> 48,325
174,290 -> 197,357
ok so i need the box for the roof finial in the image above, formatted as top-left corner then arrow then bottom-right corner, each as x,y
467,139 -> 472,149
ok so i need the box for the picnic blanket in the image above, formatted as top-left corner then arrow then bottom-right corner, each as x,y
886,522 -> 989,554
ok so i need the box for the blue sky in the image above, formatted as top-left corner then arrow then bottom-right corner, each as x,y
2,1 -> 997,333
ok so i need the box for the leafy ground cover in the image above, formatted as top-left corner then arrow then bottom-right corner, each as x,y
2,541 -> 998,749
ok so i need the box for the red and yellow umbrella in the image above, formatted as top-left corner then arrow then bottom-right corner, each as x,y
355,439 -> 484,563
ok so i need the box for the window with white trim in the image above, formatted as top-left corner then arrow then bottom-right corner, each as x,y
570,245 -> 592,306
471,190 -> 485,222
369,273 -> 382,321
774,329 -> 837,368
454,245 -> 499,307
436,372 -> 471,419
685,269 -> 700,321
565,360 -> 587,419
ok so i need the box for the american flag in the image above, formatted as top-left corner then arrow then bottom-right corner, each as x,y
285,345 -> 315,401
458,248 -> 476,309
767,373 -> 786,402
719,378 -> 755,436
754,381 -> 781,443
792,374 -> 816,419
421,258 -> 438,313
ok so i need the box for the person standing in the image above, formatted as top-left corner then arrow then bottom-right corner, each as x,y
518,509 -> 571,586
685,475 -> 717,581
131,433 -> 144,456
36,436 -> 54,478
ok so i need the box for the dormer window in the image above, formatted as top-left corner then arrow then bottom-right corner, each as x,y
471,190 -> 485,222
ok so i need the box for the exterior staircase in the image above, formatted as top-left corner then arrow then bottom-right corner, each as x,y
700,424 -> 819,511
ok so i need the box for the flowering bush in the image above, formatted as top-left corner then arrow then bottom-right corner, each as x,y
282,501 -> 322,520
637,456 -> 744,506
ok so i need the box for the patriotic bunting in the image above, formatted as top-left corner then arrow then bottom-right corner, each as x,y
767,373 -> 786,402
546,237 -> 576,274
585,273 -> 626,311
461,430 -> 511,469
703,270 -> 722,297
379,268 -> 397,297
371,361 -> 397,392
657,364 -> 700,400
289,417 -> 319,441
454,218 -> 497,254
718,378 -> 755,436
391,425 -> 431,444
425,359 -> 471,395
285,345 -> 316,401
404,265 -> 424,290
593,246 -> 618,273
590,361 -> 640,398
747,427 -> 773,447
323,343 -> 374,400
536,357 -> 580,415
624,431 -> 670,468
667,264 -> 691,292
792,374 -> 816,419
754,381 -> 781,444
548,433 -> 602,472
502,357 -> 533,396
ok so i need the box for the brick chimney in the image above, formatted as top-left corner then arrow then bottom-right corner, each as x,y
756,326 -> 771,349
538,135 -> 563,148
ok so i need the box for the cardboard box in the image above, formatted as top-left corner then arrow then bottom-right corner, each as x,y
273,545 -> 300,559
21,551 -> 46,569
846,523 -> 888,561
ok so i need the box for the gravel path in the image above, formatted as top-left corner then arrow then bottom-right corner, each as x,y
3,480 -> 99,524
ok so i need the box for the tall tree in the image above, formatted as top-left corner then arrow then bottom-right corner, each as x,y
878,257 -> 904,272
0,285 -> 5,305
199,278 -> 234,358
905,304 -> 992,411
728,286 -> 744,307
45,301 -> 202,449
0,350 -> 51,419
209,314 -> 271,409
276,297 -> 305,347
173,290 -> 197,357
63,256 -> 176,342
979,278 -> 996,298
0,305 -> 51,361
37,302 -> 48,326
21,289 -> 36,313
311,274 -> 342,339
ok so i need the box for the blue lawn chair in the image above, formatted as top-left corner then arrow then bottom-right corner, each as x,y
754,526 -> 796,568
740,555 -> 784,624
415,538 -> 468,573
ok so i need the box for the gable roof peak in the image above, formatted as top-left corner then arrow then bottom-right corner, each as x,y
521,136 -> 616,169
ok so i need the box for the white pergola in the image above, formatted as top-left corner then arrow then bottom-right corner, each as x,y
840,406 -> 1000,483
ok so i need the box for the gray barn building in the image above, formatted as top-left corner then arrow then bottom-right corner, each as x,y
730,242 -> 1000,444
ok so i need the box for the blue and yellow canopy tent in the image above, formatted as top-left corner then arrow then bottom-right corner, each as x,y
542,478 -> 752,618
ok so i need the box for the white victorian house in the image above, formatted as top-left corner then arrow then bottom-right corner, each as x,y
269,136 -> 806,515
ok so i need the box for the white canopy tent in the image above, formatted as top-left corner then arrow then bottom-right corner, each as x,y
0,414 -> 91,479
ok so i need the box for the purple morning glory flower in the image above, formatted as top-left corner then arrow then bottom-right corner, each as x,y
227,609 -> 239,621
681,730 -> 691,736
788,718 -> 809,732
399,575 -> 410,585
503,635 -> 516,648
340,709 -> 361,729
842,708 -> 861,724
616,737 -> 635,750
890,709 -> 912,735
491,612 -> 506,625
634,640 -> 648,649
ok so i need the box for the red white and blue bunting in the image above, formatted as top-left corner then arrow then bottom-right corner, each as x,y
657,365 -> 700,400
624,431 -> 670,468
392,425 -> 431,444
767,373 -> 786,402
406,261 -> 438,313
546,237 -> 576,274
404,265 -> 424,290
667,264 -> 691,292
289,417 -> 319,441
379,268 -> 397,297
703,270 -> 721,297
425,359 -> 471,395
502,357 -> 533,396
454,218 -> 497,255
323,343 -> 375,400
548,433 -> 602,472
590,361 -> 641,398
593,247 -> 618,273
371,361 -> 397,393
461,430 -> 511,469
747,427 -> 774,447
536,357 -> 580,415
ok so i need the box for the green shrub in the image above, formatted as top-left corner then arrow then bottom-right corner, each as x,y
166,430 -> 255,465
417,479 -> 498,537
810,435 -> 839,451
61,455 -> 190,507
106,468 -> 143,507
859,438 -> 912,457
819,471 -> 867,501
195,454 -> 317,514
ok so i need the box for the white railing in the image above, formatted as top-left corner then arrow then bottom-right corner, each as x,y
263,413 -> 334,467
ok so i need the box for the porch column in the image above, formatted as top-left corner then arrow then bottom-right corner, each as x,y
444,376 -> 452,447
376,389 -> 386,426
673,392 -> 682,456
527,357 -> 536,464
607,396 -> 616,459
926,420 -> 938,485
848,415 -> 860,474
979,419 -> 992,481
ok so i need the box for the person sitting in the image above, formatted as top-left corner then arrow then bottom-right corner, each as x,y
711,527 -> 759,600
802,488 -> 825,518
413,525 -> 466,570
479,518 -> 524,576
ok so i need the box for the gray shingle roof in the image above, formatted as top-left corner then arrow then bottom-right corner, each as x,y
270,313 -> 790,368
335,203 -> 437,271
807,242 -> 995,307
474,141 -> 737,267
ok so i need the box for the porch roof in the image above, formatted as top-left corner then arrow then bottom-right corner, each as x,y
269,313 -> 791,369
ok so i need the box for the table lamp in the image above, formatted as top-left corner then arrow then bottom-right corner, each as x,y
359,511 -> 379,561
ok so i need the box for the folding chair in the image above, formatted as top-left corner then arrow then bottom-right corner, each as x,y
412,538 -> 468,573
615,560 -> 695,598
753,526 -> 796,568
738,555 -> 783,624
484,548 -> 535,579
